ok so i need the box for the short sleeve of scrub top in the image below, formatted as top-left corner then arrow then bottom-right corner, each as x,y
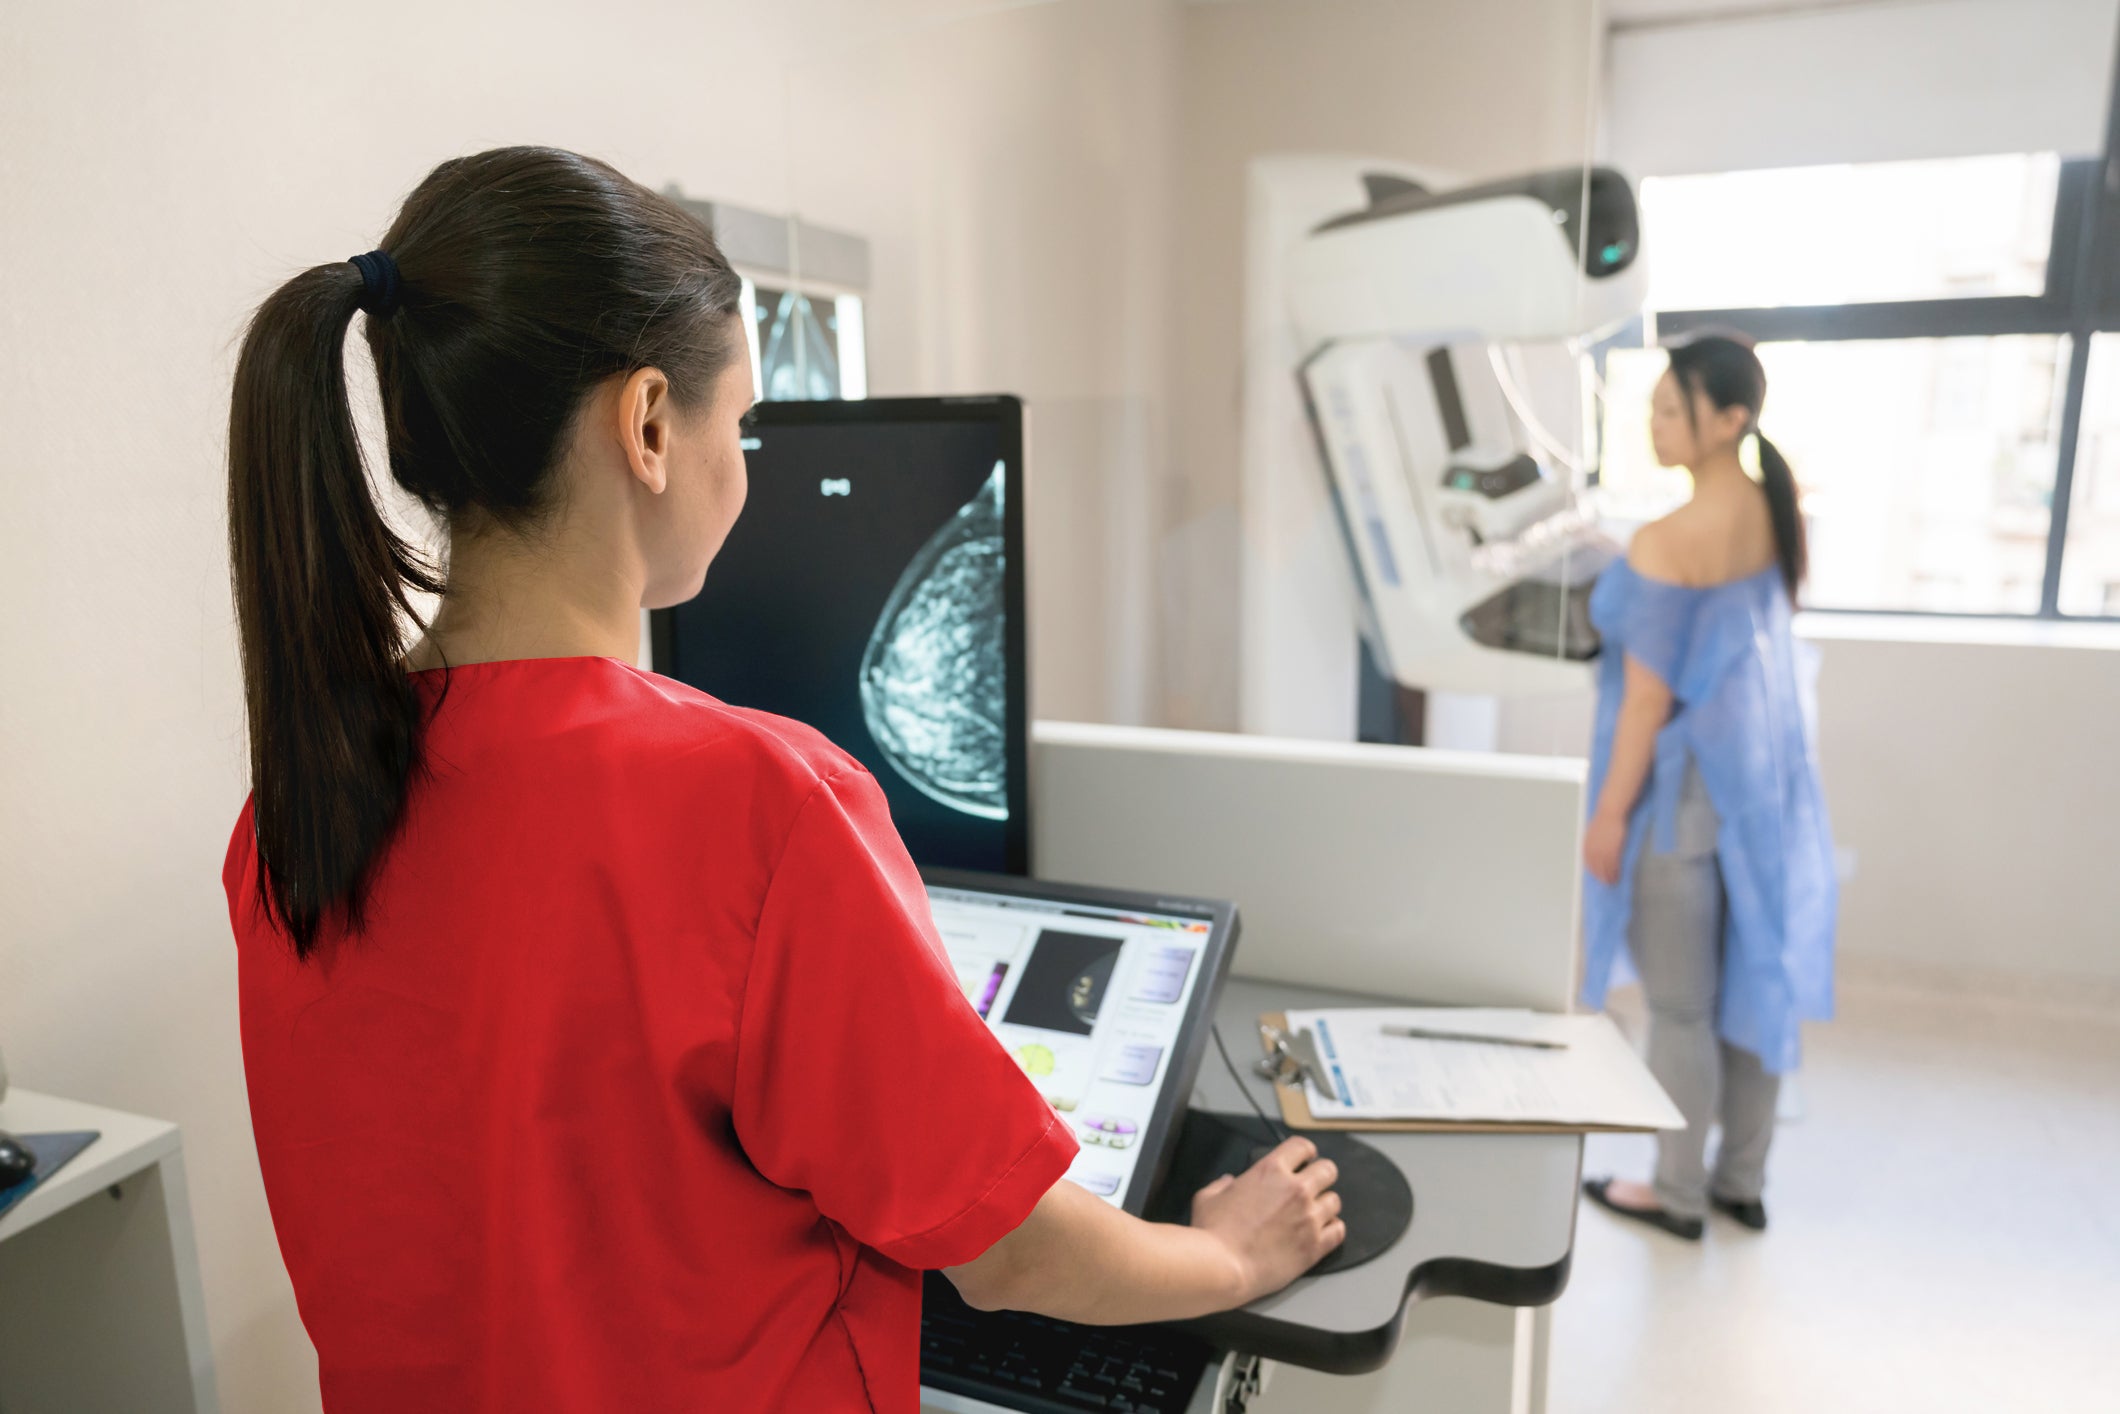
733,765 -> 1079,1269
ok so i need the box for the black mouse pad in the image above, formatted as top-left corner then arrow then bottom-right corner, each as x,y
0,1131 -> 101,1221
1145,1111 -> 1412,1277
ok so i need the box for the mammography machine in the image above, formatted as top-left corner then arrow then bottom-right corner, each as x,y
1240,160 -> 1649,735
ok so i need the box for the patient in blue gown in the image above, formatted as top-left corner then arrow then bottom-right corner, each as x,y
1579,334 -> 1838,1242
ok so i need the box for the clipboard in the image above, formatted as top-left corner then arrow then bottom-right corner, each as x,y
1258,1011 -> 1668,1134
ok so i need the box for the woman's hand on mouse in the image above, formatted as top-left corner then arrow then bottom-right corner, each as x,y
947,1142 -> 1343,1324
1190,1136 -> 1345,1302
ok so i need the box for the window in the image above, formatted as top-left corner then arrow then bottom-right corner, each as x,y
1631,139 -> 2120,619
1641,155 -> 2060,311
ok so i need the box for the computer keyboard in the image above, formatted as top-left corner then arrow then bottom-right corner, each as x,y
921,1274 -> 1212,1414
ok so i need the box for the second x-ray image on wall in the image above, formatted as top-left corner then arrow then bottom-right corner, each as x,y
651,398 -> 1028,874
750,284 -> 844,402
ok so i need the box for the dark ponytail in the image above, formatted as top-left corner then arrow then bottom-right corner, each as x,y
1665,332 -> 1807,601
1752,431 -> 1806,600
228,264 -> 438,955
228,148 -> 744,957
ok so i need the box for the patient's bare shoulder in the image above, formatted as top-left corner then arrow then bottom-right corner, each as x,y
1627,516 -> 1688,583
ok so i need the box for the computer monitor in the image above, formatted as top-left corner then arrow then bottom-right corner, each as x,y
921,870 -> 1239,1215
651,397 -> 1029,874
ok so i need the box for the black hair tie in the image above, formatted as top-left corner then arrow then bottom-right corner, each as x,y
348,249 -> 402,319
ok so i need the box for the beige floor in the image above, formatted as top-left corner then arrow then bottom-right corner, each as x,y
1548,976 -> 2120,1414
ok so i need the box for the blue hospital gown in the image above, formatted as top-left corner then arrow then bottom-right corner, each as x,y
1581,561 -> 1838,1074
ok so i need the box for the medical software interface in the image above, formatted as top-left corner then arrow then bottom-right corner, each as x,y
927,885 -> 1211,1206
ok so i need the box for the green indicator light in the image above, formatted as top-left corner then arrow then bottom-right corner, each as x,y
1601,242 -> 1628,263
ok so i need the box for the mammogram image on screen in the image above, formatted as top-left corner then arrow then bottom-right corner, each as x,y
859,463 -> 1008,820
1002,931 -> 1123,1036
658,407 -> 1018,872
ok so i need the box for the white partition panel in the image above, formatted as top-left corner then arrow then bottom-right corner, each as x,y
1032,722 -> 1587,1011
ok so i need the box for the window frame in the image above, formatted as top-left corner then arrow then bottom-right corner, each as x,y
1636,38 -> 2120,621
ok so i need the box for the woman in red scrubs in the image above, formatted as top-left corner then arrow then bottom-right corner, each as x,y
224,146 -> 1342,1413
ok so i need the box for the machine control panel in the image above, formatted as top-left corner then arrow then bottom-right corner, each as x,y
1443,452 -> 1544,500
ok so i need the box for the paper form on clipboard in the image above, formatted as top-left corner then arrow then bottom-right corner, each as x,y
1284,1007 -> 1684,1130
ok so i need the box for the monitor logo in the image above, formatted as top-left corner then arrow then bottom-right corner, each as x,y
821,478 -> 853,497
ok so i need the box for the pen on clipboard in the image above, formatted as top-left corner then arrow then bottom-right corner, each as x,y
1380,1025 -> 1569,1051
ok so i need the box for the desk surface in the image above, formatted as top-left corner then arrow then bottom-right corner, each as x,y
1178,978 -> 1582,1373
0,1089 -> 180,1244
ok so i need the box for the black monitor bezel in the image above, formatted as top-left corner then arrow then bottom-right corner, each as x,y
650,395 -> 1030,877
920,867 -> 1242,1218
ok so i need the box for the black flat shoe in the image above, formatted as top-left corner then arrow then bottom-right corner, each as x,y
1583,1177 -> 1704,1241
1711,1193 -> 1768,1231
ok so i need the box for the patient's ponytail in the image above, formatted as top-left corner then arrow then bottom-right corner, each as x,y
1666,331 -> 1807,602
1752,431 -> 1805,601
227,147 -> 745,957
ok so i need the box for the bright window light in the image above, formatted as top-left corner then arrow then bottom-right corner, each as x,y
1640,154 -> 2061,312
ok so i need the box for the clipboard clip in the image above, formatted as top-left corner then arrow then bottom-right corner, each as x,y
1255,1021 -> 1327,1092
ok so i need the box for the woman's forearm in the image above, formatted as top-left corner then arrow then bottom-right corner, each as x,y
1595,656 -> 1673,823
945,1175 -> 1247,1324
1596,704 -> 1657,821
946,1138 -> 1344,1325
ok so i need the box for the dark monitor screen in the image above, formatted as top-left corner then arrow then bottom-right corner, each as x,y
651,396 -> 1029,874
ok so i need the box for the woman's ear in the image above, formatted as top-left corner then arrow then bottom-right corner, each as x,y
617,366 -> 675,495
1717,403 -> 1753,450
1694,391 -> 1746,452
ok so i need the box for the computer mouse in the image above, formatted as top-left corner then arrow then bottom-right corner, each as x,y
0,1130 -> 33,1189
1201,1123 -> 1412,1276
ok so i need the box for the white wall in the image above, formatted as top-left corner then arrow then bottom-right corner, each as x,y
1165,0 -> 1603,729
770,6 -> 1180,730
1606,0 -> 2120,176
0,4 -> 1177,1409
1806,622 -> 2120,993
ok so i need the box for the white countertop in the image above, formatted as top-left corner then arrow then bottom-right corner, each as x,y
0,1089 -> 181,1243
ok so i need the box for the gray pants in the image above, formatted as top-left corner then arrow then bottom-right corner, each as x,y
1630,765 -> 1779,1219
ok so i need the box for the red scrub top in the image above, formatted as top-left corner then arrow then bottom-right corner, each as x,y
227,657 -> 1076,1413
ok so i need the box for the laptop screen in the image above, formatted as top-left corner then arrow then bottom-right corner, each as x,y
924,873 -> 1236,1215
